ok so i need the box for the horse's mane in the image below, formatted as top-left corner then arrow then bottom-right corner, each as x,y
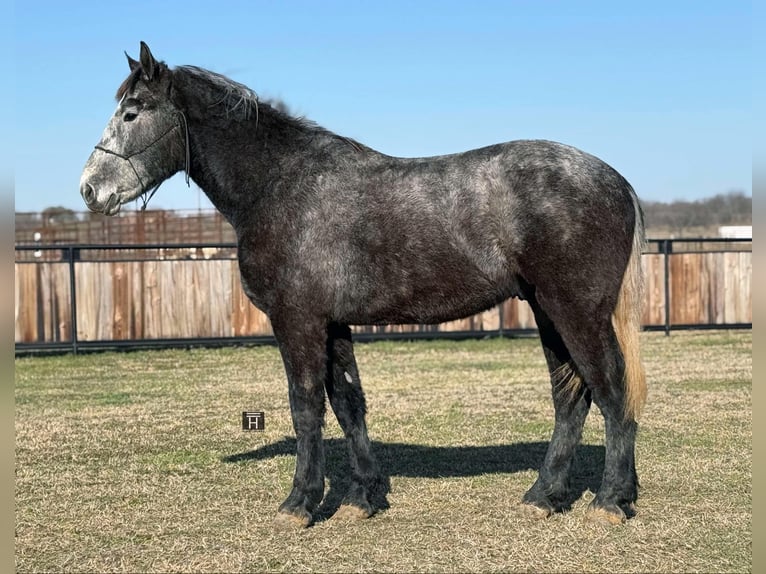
175,66 -> 370,152
176,65 -> 259,121
117,63 -> 370,153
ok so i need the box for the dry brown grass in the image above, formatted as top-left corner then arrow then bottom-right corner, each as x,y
15,331 -> 751,572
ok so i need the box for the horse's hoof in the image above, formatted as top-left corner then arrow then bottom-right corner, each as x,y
586,504 -> 628,525
520,501 -> 553,520
331,504 -> 372,521
274,510 -> 312,529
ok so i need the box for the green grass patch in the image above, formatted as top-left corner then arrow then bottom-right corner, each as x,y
16,330 -> 751,573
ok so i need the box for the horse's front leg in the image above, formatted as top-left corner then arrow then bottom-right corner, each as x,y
325,323 -> 388,520
271,314 -> 328,528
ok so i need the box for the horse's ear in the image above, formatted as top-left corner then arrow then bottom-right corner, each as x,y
125,51 -> 140,72
139,41 -> 159,80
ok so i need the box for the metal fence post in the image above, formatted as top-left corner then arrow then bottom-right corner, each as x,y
663,239 -> 672,336
67,246 -> 80,354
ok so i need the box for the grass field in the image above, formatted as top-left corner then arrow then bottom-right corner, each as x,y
15,331 -> 751,573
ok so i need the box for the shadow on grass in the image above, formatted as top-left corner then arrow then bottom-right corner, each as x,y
223,439 -> 604,521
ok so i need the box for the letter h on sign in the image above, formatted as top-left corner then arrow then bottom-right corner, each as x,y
242,411 -> 265,431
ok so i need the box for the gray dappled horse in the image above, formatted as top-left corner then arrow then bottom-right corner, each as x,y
81,42 -> 647,527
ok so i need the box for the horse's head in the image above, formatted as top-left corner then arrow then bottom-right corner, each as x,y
80,42 -> 187,215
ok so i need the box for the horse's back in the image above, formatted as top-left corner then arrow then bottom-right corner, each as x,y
318,140 -> 638,324
371,139 -> 637,285
371,139 -> 636,249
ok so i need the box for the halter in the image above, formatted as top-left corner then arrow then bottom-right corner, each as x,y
94,110 -> 191,210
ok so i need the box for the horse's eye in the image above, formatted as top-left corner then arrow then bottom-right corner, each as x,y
123,112 -> 138,122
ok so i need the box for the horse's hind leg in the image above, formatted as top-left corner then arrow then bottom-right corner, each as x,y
535,290 -> 639,523
522,298 -> 592,517
325,323 -> 387,520
571,329 -> 638,523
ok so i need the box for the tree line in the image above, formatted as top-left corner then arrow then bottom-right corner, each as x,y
24,190 -> 752,238
640,191 -> 751,233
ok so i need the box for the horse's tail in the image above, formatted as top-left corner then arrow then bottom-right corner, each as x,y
612,192 -> 647,421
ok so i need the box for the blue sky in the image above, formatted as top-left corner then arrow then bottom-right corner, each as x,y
12,0 -> 751,213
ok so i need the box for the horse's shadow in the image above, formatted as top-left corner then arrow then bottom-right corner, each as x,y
223,439 -> 604,521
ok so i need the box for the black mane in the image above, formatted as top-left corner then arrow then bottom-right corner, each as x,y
175,65 -> 259,121
116,62 -> 369,153
172,65 -> 370,153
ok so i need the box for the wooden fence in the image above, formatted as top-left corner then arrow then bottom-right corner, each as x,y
14,239 -> 752,351
15,209 -> 236,245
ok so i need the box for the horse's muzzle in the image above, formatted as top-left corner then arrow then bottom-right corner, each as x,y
80,182 -> 122,215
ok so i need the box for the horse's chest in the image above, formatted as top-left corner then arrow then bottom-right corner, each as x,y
235,244 -> 283,314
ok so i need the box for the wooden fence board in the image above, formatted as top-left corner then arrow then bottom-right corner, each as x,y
740,251 -> 752,322
143,261 -> 162,339
75,263 -> 112,341
111,262 -> 129,340
15,265 -> 37,342
14,250 -> 752,344
667,252 -> 751,326
131,261 -> 145,339
500,299 -> 536,330
642,254 -> 665,326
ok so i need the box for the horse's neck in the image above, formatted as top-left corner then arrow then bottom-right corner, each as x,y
185,112 -> 301,226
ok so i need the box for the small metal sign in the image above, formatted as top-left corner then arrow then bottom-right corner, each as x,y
242,411 -> 265,431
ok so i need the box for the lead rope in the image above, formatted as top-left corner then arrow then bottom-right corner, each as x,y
139,110 -> 191,211
178,110 -> 191,187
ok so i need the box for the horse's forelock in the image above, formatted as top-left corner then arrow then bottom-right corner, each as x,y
115,68 -> 142,101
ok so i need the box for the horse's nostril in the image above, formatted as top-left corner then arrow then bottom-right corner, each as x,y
81,182 -> 95,203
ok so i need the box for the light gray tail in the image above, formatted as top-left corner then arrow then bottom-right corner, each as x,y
612,193 -> 647,420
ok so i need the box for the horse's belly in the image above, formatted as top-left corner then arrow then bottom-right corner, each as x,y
337,269 -> 524,326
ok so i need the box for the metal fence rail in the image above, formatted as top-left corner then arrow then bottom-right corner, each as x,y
14,238 -> 752,355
